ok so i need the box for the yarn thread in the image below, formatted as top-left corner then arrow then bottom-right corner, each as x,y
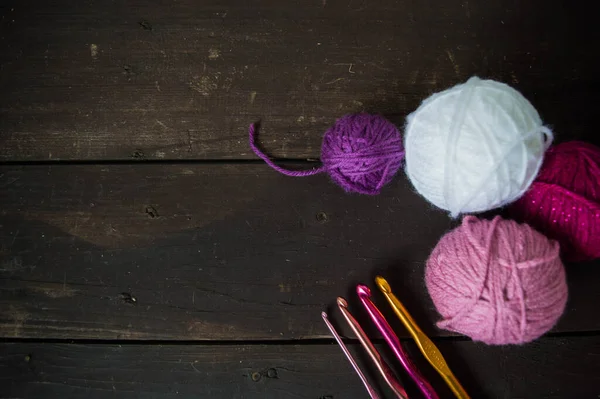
405,77 -> 553,217
249,114 -> 404,195
425,215 -> 568,345
510,141 -> 600,261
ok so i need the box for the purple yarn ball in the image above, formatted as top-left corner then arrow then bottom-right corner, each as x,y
249,113 -> 404,194
321,114 -> 404,195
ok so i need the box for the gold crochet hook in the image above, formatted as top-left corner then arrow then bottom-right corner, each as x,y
375,276 -> 470,399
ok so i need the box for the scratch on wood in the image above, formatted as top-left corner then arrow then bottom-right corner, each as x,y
425,71 -> 438,86
408,70 -> 419,84
10,230 -> 19,246
90,44 -> 98,59
29,283 -> 78,298
446,50 -> 460,76
189,75 -> 218,96
333,63 -> 356,74
208,48 -> 221,60
156,120 -> 169,130
325,77 -> 345,85
0,177 -> 19,188
190,361 -> 201,373
187,131 -> 193,152
278,283 -> 291,293
0,256 -> 27,272
6,306 -> 29,337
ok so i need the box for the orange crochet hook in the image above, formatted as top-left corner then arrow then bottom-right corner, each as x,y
375,276 -> 470,399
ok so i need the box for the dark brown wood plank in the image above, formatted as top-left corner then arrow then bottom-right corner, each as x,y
1,164 -> 598,340
1,0 -> 598,161
2,335 -> 600,398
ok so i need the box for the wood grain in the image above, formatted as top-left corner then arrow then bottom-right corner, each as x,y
2,164 -> 598,340
2,336 -> 600,398
1,1 -> 598,397
0,0 -> 598,161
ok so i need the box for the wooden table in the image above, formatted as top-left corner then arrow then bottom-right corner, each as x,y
1,1 -> 599,397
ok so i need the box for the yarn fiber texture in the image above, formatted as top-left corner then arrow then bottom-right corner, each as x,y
405,77 -> 553,217
425,215 -> 568,345
249,113 -> 404,195
509,141 -> 600,261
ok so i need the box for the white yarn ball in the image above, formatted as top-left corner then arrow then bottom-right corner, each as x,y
405,76 -> 553,217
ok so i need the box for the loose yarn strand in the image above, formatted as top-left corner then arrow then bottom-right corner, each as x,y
540,126 -> 554,150
495,225 -> 526,342
249,114 -> 404,194
248,123 -> 325,177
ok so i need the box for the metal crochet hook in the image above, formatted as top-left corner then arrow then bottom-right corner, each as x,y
357,285 -> 439,399
336,298 -> 408,399
375,276 -> 470,399
321,311 -> 380,399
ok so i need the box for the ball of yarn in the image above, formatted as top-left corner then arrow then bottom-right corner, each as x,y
509,141 -> 600,261
320,114 -> 403,194
425,215 -> 568,345
405,77 -> 553,217
249,113 -> 404,195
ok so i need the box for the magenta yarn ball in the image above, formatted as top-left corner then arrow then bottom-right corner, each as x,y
425,216 -> 568,345
509,141 -> 600,262
320,114 -> 404,195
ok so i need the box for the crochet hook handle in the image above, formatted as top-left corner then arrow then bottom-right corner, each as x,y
321,312 -> 380,399
357,284 -> 439,399
375,276 -> 470,399
336,298 -> 408,399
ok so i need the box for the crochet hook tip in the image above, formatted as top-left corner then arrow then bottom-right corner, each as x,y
375,276 -> 392,294
336,297 -> 349,308
356,284 -> 371,297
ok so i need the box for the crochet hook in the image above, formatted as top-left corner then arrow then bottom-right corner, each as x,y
375,276 -> 470,399
336,298 -> 408,399
357,284 -> 439,399
321,311 -> 380,399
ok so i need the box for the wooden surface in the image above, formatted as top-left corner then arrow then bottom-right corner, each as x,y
2,337 -> 600,399
1,0 -> 600,397
1,165 -> 600,341
0,0 -> 598,161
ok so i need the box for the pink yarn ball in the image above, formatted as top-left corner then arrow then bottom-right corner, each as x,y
425,216 -> 568,345
509,141 -> 600,262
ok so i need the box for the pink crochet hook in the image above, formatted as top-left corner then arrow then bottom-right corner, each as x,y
336,298 -> 408,399
357,285 -> 439,399
321,311 -> 380,399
